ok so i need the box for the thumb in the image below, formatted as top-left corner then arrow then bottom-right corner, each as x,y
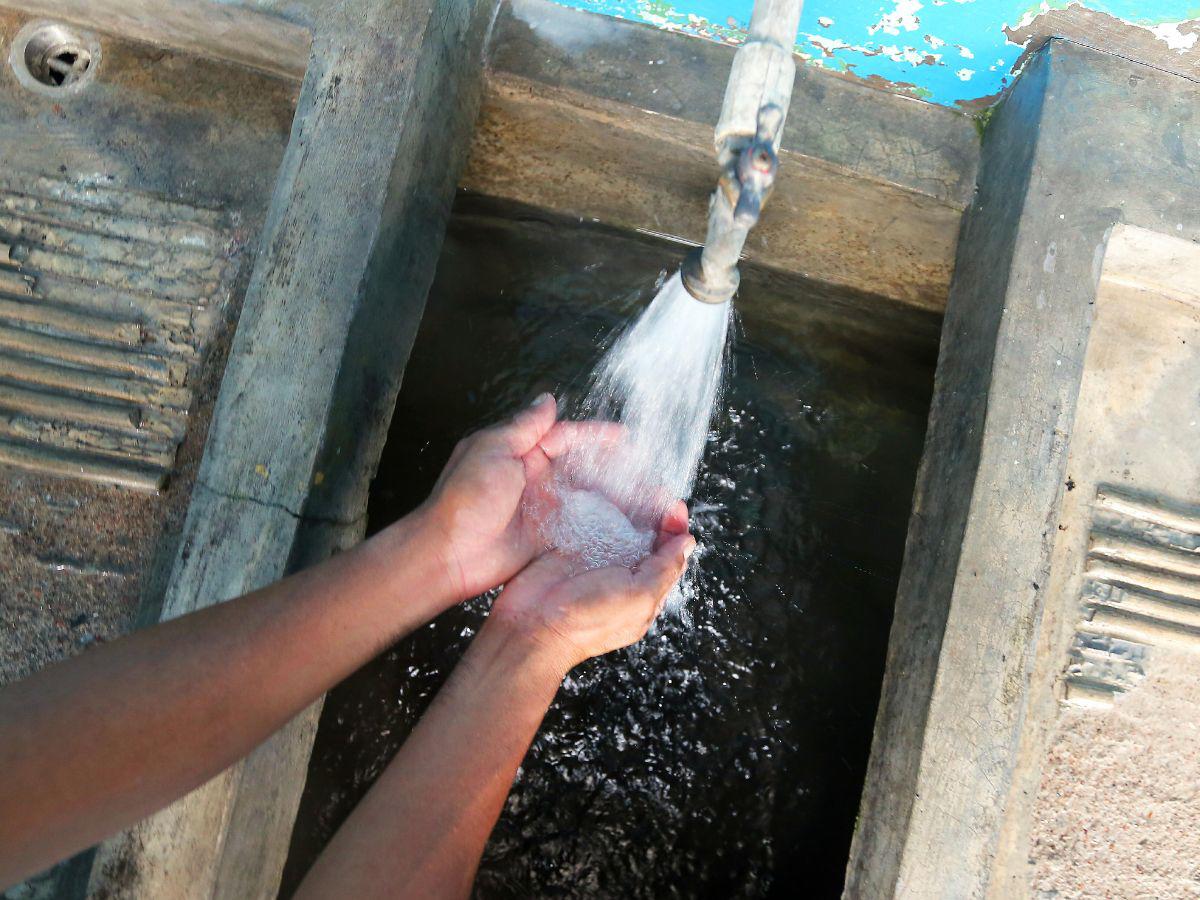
498,393 -> 558,456
633,533 -> 695,603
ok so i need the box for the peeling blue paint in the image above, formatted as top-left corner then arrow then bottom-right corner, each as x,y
552,0 -> 1200,106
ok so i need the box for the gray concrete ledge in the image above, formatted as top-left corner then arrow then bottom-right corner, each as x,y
847,38 -> 1200,899
82,0 -> 495,896
492,0 -> 980,208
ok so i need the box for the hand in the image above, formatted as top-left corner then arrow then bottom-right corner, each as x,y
487,517 -> 695,674
414,394 -> 621,602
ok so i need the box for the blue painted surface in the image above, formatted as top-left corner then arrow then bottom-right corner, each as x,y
553,0 -> 1200,105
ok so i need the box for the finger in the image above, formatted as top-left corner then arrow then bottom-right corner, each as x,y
651,501 -> 690,551
494,393 -> 557,456
660,500 -> 689,535
538,420 -> 625,460
444,435 -> 471,470
633,533 -> 695,605
521,444 -> 552,485
432,436 -> 472,491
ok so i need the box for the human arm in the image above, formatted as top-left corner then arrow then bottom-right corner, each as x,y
294,522 -> 695,900
0,395 -> 575,888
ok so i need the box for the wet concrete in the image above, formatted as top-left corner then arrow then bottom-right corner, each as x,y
281,194 -> 940,899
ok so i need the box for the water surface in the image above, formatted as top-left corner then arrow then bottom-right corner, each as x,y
282,195 -> 940,898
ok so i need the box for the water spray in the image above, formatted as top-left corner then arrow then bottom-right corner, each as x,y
535,0 -> 804,574
681,0 -> 803,305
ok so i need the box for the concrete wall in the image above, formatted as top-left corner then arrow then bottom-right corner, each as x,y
848,36 -> 1200,898
466,0 -> 978,311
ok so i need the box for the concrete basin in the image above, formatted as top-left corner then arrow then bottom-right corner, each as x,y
19,0 -> 1194,897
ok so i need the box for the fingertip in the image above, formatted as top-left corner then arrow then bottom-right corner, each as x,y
537,422 -> 566,459
660,500 -> 689,535
658,531 -> 692,558
529,393 -> 557,431
507,393 -> 558,454
668,533 -> 696,572
521,445 -> 550,483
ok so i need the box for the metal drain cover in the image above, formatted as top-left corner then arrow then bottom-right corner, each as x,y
25,30 -> 92,88
10,21 -> 101,95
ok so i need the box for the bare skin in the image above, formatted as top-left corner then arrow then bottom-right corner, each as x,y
0,394 -> 693,893
296,527 -> 694,899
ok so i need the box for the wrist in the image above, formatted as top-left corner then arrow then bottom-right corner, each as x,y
479,607 -> 577,686
415,501 -> 475,601
361,505 -> 468,615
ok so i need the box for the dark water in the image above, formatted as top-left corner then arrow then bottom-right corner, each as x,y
282,195 -> 940,898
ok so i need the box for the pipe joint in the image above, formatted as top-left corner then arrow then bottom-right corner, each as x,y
681,0 -> 801,307
681,246 -> 738,304
681,103 -> 784,305
683,0 -> 802,306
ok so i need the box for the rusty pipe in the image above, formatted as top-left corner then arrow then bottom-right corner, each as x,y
681,0 -> 802,305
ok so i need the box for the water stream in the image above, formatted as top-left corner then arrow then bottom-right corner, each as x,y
282,195 -> 940,898
533,271 -> 731,573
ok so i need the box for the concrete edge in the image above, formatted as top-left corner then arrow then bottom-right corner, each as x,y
489,0 -> 980,209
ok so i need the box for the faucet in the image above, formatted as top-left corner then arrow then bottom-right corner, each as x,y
681,0 -> 803,305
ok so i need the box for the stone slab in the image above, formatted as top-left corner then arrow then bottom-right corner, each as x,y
847,39 -> 1200,899
81,0 -> 494,896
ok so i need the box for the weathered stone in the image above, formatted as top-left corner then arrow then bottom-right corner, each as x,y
847,39 -> 1200,899
83,0 -> 493,896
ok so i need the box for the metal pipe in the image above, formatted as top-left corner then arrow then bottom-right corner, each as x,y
681,0 -> 803,304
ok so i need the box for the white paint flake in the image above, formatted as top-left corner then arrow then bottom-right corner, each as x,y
1010,2 -> 1053,33
957,44 -> 974,59
1148,22 -> 1199,52
817,16 -> 834,28
807,34 -> 853,57
880,43 -> 936,66
869,0 -> 923,37
956,67 -> 975,81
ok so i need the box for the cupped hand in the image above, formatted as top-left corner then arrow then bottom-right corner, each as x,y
417,394 -> 624,602
488,519 -> 695,674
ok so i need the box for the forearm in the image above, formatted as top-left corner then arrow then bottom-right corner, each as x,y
296,617 -> 570,900
0,507 -> 461,888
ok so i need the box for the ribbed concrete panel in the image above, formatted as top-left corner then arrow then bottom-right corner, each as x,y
0,173 -> 237,491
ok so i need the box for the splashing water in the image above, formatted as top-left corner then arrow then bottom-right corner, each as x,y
531,272 -> 732,570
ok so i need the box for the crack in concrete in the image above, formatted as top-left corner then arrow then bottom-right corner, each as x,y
194,476 -> 365,529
